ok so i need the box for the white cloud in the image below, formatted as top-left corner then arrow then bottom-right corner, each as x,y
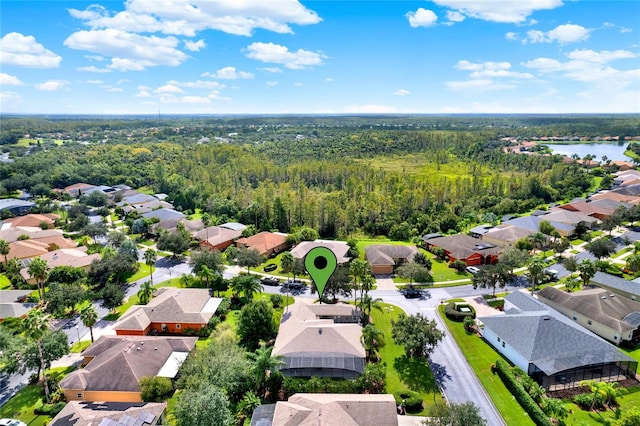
525,24 -> 590,44
172,79 -> 225,89
106,87 -> 123,92
406,8 -> 438,28
84,55 -> 104,61
202,66 -> 254,79
446,11 -> 465,23
449,60 -> 532,92
0,73 -> 23,86
260,67 -> 282,73
86,79 -> 103,84
524,48 -> 638,84
620,27 -> 632,33
325,77 -> 333,82
294,82 -> 303,87
68,0 -> 322,37
505,32 -> 518,41
35,80 -> 67,91
181,96 -> 211,104
455,60 -> 511,71
393,89 -> 410,96
446,79 -> 515,91
245,42 -> 325,69
0,91 -> 22,109
64,29 -> 188,71
154,83 -> 184,93
0,32 -> 62,68
266,81 -> 278,87
184,39 -> 206,51
432,0 -> 563,24
77,65 -> 112,73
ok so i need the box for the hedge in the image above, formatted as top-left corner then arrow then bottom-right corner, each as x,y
444,302 -> 476,321
393,390 -> 424,413
494,359 -> 552,426
34,402 -> 66,416
263,263 -> 277,272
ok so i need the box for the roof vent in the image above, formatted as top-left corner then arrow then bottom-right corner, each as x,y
601,296 -> 607,299
610,294 -> 615,297
319,328 -> 323,335
154,347 -> 158,351
543,316 -> 551,321
136,347 -> 141,351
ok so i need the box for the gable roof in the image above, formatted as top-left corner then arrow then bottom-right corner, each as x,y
193,226 -> 242,247
592,272 -> 640,298
290,240 -> 351,264
502,215 -> 574,232
481,291 -> 634,376
426,234 -> 501,259
270,394 -> 398,426
19,248 -> 100,280
141,208 -> 185,222
364,244 -> 418,267
114,288 -> 221,331
50,401 -> 166,426
538,286 -> 640,333
483,225 -> 534,245
0,198 -> 36,210
59,336 -> 197,393
236,231 -> 288,255
0,226 -> 65,243
2,213 -> 58,228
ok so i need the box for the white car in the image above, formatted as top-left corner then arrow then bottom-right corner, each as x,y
466,266 -> 480,274
0,419 -> 27,426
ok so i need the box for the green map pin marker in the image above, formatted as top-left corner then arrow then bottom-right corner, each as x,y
305,246 -> 337,300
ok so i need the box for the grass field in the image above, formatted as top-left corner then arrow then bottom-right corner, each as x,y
371,303 -> 439,416
0,366 -> 75,426
126,263 -> 155,283
0,274 -> 11,289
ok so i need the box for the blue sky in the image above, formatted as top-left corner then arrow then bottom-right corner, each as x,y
1,0 -> 638,114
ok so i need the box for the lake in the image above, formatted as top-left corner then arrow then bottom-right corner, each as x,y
543,142 -> 632,162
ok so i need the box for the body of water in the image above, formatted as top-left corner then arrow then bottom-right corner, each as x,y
544,142 -> 632,162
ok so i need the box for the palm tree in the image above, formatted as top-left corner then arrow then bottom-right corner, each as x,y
361,324 -> 385,361
247,345 -> 284,398
0,239 -> 9,269
137,281 -> 154,305
626,253 -> 640,273
280,251 -> 294,279
230,275 -> 263,301
143,249 -> 157,285
28,257 -> 49,303
23,308 -> 52,402
350,258 -> 368,308
80,303 -> 98,343
358,294 -> 384,326
526,256 -> 546,295
197,265 -> 216,290
578,259 -> 596,287
528,232 -> 547,253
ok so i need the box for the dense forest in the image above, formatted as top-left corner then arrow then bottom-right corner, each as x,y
1,115 -> 639,239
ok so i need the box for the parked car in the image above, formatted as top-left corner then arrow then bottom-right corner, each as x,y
283,279 -> 305,289
544,268 -> 559,282
0,419 -> 27,426
403,286 -> 422,299
260,276 -> 281,286
466,266 -> 480,274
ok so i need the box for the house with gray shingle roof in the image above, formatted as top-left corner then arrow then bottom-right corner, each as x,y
59,335 -> 196,402
114,287 -> 221,336
479,291 -> 637,391
364,244 -> 418,275
538,286 -> 640,344
50,401 -> 166,426
592,272 -> 640,301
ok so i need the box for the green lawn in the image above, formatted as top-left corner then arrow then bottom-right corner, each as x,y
0,366 -> 75,426
438,305 -> 536,426
126,263 -> 155,283
371,303 -> 439,415
562,386 -> 640,426
0,273 -> 11,289
69,340 -> 92,353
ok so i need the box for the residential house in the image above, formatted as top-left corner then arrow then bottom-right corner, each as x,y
152,217 -> 204,235
0,198 -> 35,216
19,248 -> 101,284
481,225 -> 535,248
63,183 -> 97,198
6,232 -> 77,261
59,335 -> 197,402
250,393 -> 398,426
423,234 -> 501,266
236,231 -> 289,257
364,244 -> 418,275
479,291 -> 637,391
469,224 -> 495,238
538,286 -> 640,345
193,226 -> 242,251
501,214 -> 576,237
558,199 -> 632,220
141,208 -> 185,223
592,271 -> 640,301
272,300 -> 364,379
613,170 -> 640,186
0,226 -> 65,243
50,401 -> 167,426
0,289 -> 35,321
590,191 -> 640,205
290,240 -> 351,264
114,287 -> 222,336
1,213 -> 59,229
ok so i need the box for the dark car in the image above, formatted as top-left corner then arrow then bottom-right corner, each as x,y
403,286 -> 421,299
260,276 -> 281,286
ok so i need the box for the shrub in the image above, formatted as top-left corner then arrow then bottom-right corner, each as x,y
283,377 -> 362,395
444,302 -> 476,321
34,402 -> 66,416
393,390 -> 423,413
269,293 -> 283,308
494,359 -> 552,426
450,259 -> 467,272
263,263 -> 277,272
